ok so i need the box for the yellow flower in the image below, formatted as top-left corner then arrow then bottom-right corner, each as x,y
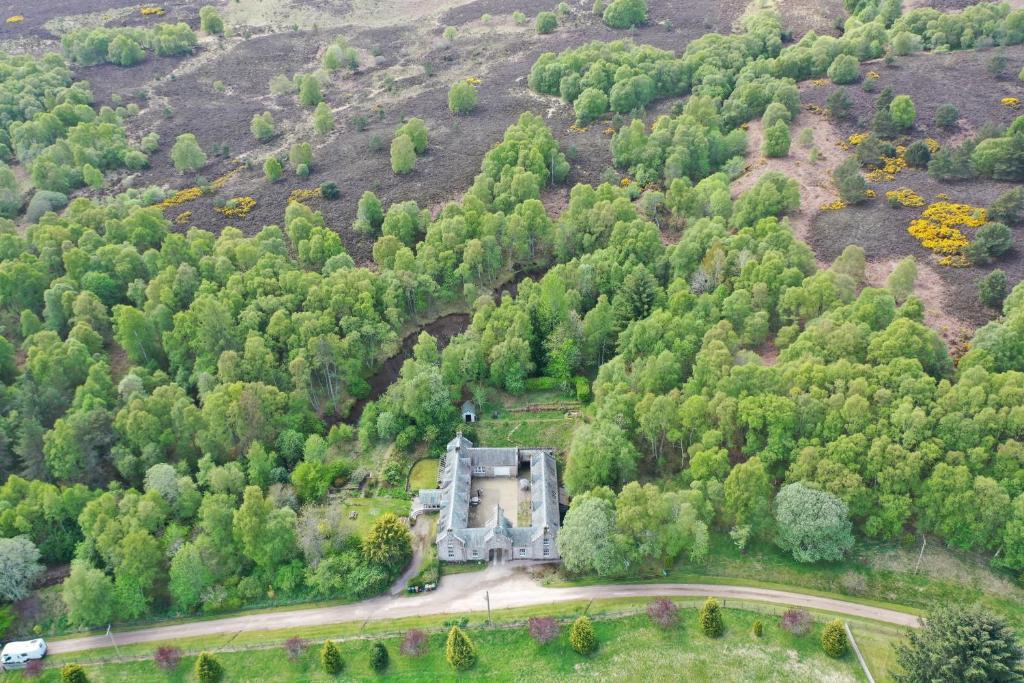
466,77 -> 482,86
810,79 -> 828,87
289,188 -> 322,204
1001,97 -> 1021,109
847,132 -> 870,146
906,201 -> 988,262
820,199 -> 847,211
866,70 -> 880,80
567,124 -> 588,133
210,167 -> 241,190
620,177 -> 632,187
924,138 -> 940,153
865,188 -> 877,198
603,127 -> 615,136
6,15 -> 24,23
216,197 -> 256,218
140,6 -> 165,15
174,210 -> 192,225
157,187 -> 204,209
885,188 -> 924,207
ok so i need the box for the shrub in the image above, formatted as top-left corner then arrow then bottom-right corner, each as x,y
904,140 -> 931,168
529,616 -> 560,644
284,637 -> 305,661
313,102 -> 335,135
395,117 -> 428,153
390,134 -> 416,174
199,6 -> 224,35
26,190 -> 69,223
988,52 -> 1008,79
966,222 -> 1012,265
60,664 -> 88,683
762,102 -> 791,128
443,26 -> 457,42
171,133 -> 206,173
979,269 -> 1008,309
107,34 -> 144,66
320,182 -> 340,200
448,80 -> 477,115
647,598 -> 679,629
512,11 -> 526,24
699,597 -> 723,637
780,609 -> 812,635
762,120 -> 790,158
298,75 -> 323,107
194,653 -> 223,683
821,619 -> 848,657
935,104 -> 959,128
289,142 -> 313,172
445,626 -> 477,671
536,12 -> 558,34
574,87 -> 608,126
250,112 -> 276,142
264,157 -> 283,182
890,95 -> 916,129
154,646 -> 182,670
369,642 -> 389,672
833,156 -> 867,204
752,620 -> 764,638
603,0 -> 647,28
827,55 -> 860,84
826,89 -> 852,120
569,616 -> 597,654
891,31 -> 922,56
989,187 -> 1024,225
400,629 -> 428,656
321,640 -> 344,675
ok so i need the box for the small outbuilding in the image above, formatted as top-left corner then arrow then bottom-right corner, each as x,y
461,400 -> 477,423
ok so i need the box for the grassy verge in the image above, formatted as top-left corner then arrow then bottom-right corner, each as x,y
408,458 -> 439,491
17,601 -> 885,682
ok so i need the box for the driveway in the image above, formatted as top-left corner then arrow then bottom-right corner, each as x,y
48,563 -> 920,654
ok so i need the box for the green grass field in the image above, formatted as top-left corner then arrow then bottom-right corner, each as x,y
338,497 -> 411,536
14,607 -> 871,682
408,458 -> 439,491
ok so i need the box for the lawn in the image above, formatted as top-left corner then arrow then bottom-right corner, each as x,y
338,496 -> 411,536
475,412 -> 580,451
408,458 -> 439,491
19,607 -> 869,682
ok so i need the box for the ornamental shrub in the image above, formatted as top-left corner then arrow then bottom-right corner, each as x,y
762,120 -> 790,158
821,619 -> 848,657
194,652 -> 223,683
979,269 -> 1008,309
529,616 -> 561,644
574,87 -> 608,126
647,598 -> 679,629
699,597 -> 723,637
448,81 -> 477,115
445,625 -> 478,671
827,55 -> 860,84
780,609 -> 812,635
569,615 -> 597,654
536,12 -> 558,34
603,0 -> 647,28
154,646 -> 182,670
284,637 -> 305,661
369,642 -> 389,672
321,640 -> 344,674
400,629 -> 428,656
390,134 -> 416,174
60,664 -> 88,683
890,95 -> 916,129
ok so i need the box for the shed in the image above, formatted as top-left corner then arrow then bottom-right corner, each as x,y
461,400 -> 477,423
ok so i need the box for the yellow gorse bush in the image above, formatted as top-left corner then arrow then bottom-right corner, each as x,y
907,201 -> 988,259
216,197 -> 256,218
6,15 -> 24,23
886,188 -> 924,207
866,70 -> 880,80
210,167 -> 241,191
158,187 -> 204,209
924,138 -> 940,153
140,6 -> 165,16
1002,97 -> 1021,109
466,76 -> 482,86
174,210 -> 192,225
567,123 -> 588,133
820,199 -> 847,211
288,188 -> 322,204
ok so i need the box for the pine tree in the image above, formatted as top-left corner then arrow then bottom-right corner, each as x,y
194,652 -> 223,683
822,619 -> 849,657
321,640 -> 344,675
569,615 -> 598,654
445,625 -> 478,671
699,597 -> 724,637
369,641 -> 389,672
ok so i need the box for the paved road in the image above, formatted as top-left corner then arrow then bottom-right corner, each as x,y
49,564 -> 919,654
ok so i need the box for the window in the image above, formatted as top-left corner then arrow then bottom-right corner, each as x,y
542,539 -> 551,557
473,466 -> 485,475
447,542 -> 454,559
472,549 -> 479,558
518,548 -> 526,557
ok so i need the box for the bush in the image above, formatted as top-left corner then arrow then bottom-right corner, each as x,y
289,142 -> 313,171
250,112 -> 276,142
400,629 -> 428,656
603,0 -> 647,28
313,102 -> 335,135
935,104 -> 959,128
647,598 -> 679,629
194,652 -> 223,683
512,11 -> 527,24
821,619 -> 848,657
154,646 -> 182,671
448,80 -> 477,115
988,52 -> 1008,79
903,140 -> 931,168
529,616 -> 561,644
199,6 -> 224,35
762,120 -> 790,158
390,134 -> 416,174
369,642 -> 389,672
171,133 -> 206,173
826,89 -> 852,120
395,117 -> 428,153
60,664 -> 88,683
762,102 -> 791,128
833,157 -> 867,204
827,55 -> 860,84
979,269 -> 1008,309
264,157 -> 283,182
536,12 -> 558,34
752,620 -> 764,638
320,182 -> 341,200
574,87 -> 608,126
299,75 -> 323,107
966,222 -> 1012,265
699,597 -> 723,637
443,26 -> 457,42
321,640 -> 344,675
445,626 -> 477,671
569,616 -> 597,654
284,637 -> 305,661
989,187 -> 1024,225
890,95 -> 916,129
780,609 -> 812,635
26,190 -> 68,223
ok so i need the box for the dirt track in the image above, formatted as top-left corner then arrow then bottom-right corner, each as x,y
48,563 -> 920,655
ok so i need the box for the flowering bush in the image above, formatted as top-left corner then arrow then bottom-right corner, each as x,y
886,188 -> 924,207
158,187 -> 203,209
216,196 -> 256,218
866,70 -> 880,80
154,646 -> 183,670
924,138 -> 940,153
810,78 -> 828,87
210,167 -> 241,190
647,598 -> 680,629
141,6 -> 166,16
907,201 -> 988,259
466,76 -> 482,86
6,16 -> 24,23
567,123 -> 588,133
289,188 -> 322,204
1001,97 -> 1020,109
401,629 -> 428,656
820,199 -> 847,211
174,210 -> 192,225
284,637 -> 305,661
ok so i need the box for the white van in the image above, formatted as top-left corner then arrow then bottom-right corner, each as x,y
0,639 -> 47,670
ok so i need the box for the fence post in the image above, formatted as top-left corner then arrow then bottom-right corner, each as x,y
845,622 -> 875,683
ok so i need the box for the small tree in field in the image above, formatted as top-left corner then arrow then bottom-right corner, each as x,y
199,6 -> 224,35
400,629 -> 428,657
529,616 -> 561,644
154,646 -> 182,671
284,637 -> 305,661
699,597 -> 724,637
752,620 -> 764,638
762,120 -> 790,158
827,89 -> 852,120
171,133 -> 206,173
60,664 -> 88,683
321,640 -> 344,675
194,653 -> 223,683
536,12 -> 558,34
391,134 -> 416,174
780,609 -> 812,635
822,619 -> 848,657
890,95 -> 916,129
448,81 -> 477,115
569,616 -> 597,654
445,626 -> 478,671
264,157 -> 283,182
647,598 -> 679,629
369,642 -> 389,672
250,112 -> 276,142
979,269 -> 1008,309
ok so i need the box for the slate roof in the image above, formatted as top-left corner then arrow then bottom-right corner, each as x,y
467,447 -> 518,469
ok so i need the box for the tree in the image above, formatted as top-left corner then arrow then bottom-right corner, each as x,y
529,616 -> 561,644
171,133 -> 206,173
60,664 -> 88,683
289,142 -> 313,173
890,95 -> 916,130
762,120 -> 790,158
966,222 -> 1013,265
313,102 -> 335,135
827,55 -> 860,84
990,187 -> 1024,226
199,6 -> 224,35
886,256 -> 917,303
362,512 -> 411,570
369,642 -> 389,672
194,652 -> 223,683
724,457 -> 772,539
445,625 -> 478,671
774,482 -> 854,563
903,140 -> 931,168
833,156 -> 867,204
63,560 -> 114,627
893,606 -> 1024,682
980,270 -> 1008,309
647,598 -> 679,629
564,421 -> 639,494
569,616 -> 597,654
395,118 -> 428,154
699,597 -> 724,637
391,134 -> 416,174
822,619 -> 849,657
558,492 -> 620,575
299,75 -> 323,107
603,0 -> 647,28
250,112 -> 275,142
356,191 -> 384,233
827,89 -> 852,120
448,81 -> 477,115
536,12 -> 558,34
264,157 -> 283,182
321,640 -> 344,674
574,88 -> 608,126
935,104 -> 959,128
0,535 -> 44,602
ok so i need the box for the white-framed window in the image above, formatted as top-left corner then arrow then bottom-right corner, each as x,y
519,548 -> 526,557
472,549 -> 479,558
473,466 -> 485,475
542,539 -> 551,556
447,541 -> 454,559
